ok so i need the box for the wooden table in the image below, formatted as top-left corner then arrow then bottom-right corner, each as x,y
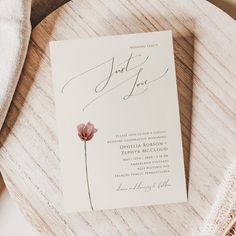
0,0 -> 236,235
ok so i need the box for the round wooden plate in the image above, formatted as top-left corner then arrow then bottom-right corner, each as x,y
1,0 -> 236,235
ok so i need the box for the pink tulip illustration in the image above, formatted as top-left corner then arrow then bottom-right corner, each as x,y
77,122 -> 97,210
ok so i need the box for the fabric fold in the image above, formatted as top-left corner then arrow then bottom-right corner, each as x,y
201,158 -> 236,235
0,0 -> 32,131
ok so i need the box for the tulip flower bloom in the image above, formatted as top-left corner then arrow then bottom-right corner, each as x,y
77,122 -> 97,210
77,122 -> 97,141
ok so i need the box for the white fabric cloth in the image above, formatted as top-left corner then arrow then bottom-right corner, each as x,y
0,0 -> 31,130
201,158 -> 236,236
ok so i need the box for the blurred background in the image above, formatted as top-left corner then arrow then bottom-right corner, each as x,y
209,0 -> 236,19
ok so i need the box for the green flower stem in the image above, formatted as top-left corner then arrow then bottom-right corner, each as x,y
84,141 -> 93,211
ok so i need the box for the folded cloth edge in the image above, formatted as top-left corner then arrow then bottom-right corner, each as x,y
200,158 -> 236,236
0,0 -> 32,132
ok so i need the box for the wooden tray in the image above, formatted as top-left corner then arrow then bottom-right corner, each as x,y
1,0 -> 236,235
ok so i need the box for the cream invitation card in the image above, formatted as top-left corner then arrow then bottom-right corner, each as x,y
50,31 -> 187,212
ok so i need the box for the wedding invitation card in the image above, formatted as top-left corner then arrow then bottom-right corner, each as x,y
50,31 -> 187,212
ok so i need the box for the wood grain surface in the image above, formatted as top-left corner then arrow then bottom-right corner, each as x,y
208,0 -> 236,19
31,0 -> 70,27
0,0 -> 236,235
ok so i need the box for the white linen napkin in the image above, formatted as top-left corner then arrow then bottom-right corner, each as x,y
201,158 -> 236,236
0,0 -> 31,131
